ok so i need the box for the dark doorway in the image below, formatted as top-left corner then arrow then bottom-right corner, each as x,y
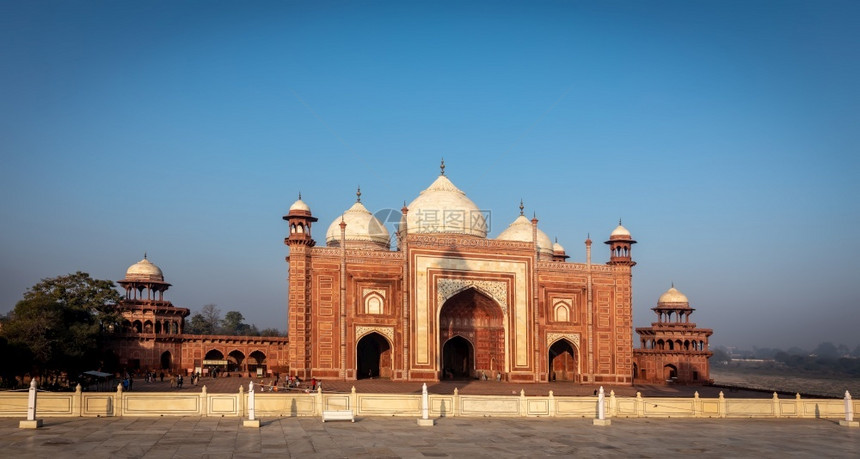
438,288 -> 504,379
442,336 -> 474,379
357,333 -> 391,379
548,339 -> 577,381
664,364 -> 678,381
160,351 -> 172,370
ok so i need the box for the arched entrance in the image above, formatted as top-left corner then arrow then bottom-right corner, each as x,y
204,349 -> 226,377
160,351 -> 172,370
441,336 -> 474,379
357,332 -> 392,379
227,350 -> 245,373
664,364 -> 678,381
248,351 -> 267,376
548,339 -> 578,381
439,288 -> 505,380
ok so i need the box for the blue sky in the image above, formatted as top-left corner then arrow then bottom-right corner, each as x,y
1,1 -> 858,349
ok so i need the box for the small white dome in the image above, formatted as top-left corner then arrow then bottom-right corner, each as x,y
125,257 -> 164,282
496,215 -> 553,256
326,201 -> 390,249
553,240 -> 566,254
289,198 -> 310,213
658,286 -> 689,305
406,175 -> 487,238
610,224 -> 631,238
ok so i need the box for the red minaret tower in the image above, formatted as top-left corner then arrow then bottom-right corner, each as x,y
283,193 -> 318,247
605,219 -> 637,266
283,194 -> 318,378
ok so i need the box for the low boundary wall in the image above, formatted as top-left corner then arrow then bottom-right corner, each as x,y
1,385 -> 856,420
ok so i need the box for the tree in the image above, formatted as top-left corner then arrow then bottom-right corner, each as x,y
186,304 -> 222,334
201,304 -> 222,333
813,342 -> 839,359
221,310 -> 248,335
260,328 -> 282,337
0,272 -> 121,380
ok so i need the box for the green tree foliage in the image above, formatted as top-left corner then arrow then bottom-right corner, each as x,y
259,328 -> 283,337
221,310 -> 248,335
184,305 -> 277,336
185,304 -> 221,334
0,272 -> 121,381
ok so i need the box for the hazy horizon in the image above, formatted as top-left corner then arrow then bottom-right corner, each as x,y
2,1 -> 858,351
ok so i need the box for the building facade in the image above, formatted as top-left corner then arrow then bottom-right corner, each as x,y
284,166 -> 642,384
107,165 -> 711,385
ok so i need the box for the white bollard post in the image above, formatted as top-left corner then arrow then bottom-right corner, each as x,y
243,381 -> 261,428
422,383 -> 429,420
840,390 -> 859,427
417,382 -> 435,426
248,381 -> 255,420
19,379 -> 43,429
593,385 -> 611,426
27,379 -> 37,421
598,386 -> 605,420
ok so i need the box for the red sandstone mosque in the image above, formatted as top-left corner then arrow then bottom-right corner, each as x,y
109,164 -> 712,385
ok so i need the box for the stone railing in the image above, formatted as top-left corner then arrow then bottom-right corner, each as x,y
1,385 -> 857,420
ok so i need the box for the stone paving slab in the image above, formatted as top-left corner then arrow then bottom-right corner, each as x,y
1,416 -> 857,458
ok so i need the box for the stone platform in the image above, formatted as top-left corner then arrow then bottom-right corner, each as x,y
1,416 -> 857,458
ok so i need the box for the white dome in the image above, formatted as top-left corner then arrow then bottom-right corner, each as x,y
326,201 -> 390,249
406,175 -> 487,237
553,240 -> 566,254
289,198 -> 310,213
658,286 -> 689,305
496,215 -> 553,256
125,257 -> 164,282
610,224 -> 631,238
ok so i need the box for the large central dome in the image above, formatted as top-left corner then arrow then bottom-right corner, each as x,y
406,174 -> 487,238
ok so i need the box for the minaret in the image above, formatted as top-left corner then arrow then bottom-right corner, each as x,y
605,219 -> 636,266
283,194 -> 318,378
283,193 -> 318,247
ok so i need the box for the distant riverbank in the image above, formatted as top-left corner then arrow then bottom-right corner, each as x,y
711,365 -> 860,398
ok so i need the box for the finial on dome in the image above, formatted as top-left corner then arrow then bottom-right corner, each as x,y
440,158 -> 446,176
356,186 -> 362,202
298,191 -> 302,200
671,281 -> 675,288
519,199 -> 524,216
619,218 -> 622,225
144,252 -> 147,260
555,236 -> 558,243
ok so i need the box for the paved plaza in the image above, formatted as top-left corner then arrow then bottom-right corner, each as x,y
1,416 -> 858,458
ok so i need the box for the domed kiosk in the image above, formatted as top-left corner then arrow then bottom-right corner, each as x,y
634,284 -> 713,384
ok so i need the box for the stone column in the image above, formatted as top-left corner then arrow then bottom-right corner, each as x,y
418,383 -> 434,426
840,390 -> 859,427
244,381 -> 260,427
593,386 -> 611,425
19,379 -> 43,429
